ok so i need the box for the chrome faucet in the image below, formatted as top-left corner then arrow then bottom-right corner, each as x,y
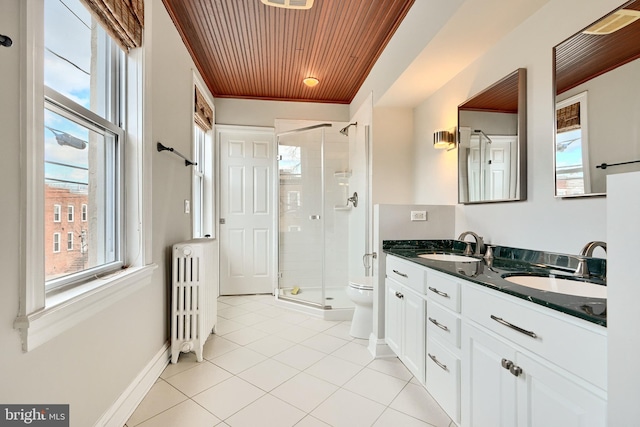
458,231 -> 485,256
579,241 -> 607,257
574,241 -> 606,278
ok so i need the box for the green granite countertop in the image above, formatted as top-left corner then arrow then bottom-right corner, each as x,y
383,240 -> 607,327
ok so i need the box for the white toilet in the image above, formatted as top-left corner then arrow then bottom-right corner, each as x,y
346,277 -> 374,339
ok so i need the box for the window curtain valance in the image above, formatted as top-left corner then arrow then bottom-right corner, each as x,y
80,0 -> 144,51
194,87 -> 213,131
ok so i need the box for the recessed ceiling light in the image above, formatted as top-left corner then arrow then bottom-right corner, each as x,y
261,0 -> 314,10
303,77 -> 319,87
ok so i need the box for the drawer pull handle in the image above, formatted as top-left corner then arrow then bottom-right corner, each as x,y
491,315 -> 538,339
428,353 -> 448,371
428,286 -> 450,298
392,269 -> 408,278
395,291 -> 404,299
501,358 -> 513,370
509,364 -> 523,377
428,317 -> 450,332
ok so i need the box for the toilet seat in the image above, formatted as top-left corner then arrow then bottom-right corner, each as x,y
349,277 -> 373,291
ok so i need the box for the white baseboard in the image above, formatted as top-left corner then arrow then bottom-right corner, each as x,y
368,333 -> 396,358
95,342 -> 170,427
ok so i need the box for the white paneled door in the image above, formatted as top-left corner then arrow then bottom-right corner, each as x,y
218,126 -> 275,295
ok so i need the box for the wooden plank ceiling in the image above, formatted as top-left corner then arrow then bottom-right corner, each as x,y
555,0 -> 640,95
459,71 -> 520,114
162,0 -> 415,104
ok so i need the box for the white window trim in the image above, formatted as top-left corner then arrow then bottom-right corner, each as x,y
53,204 -> 61,222
15,0 -> 155,352
67,232 -> 73,251
67,204 -> 74,222
81,203 -> 87,221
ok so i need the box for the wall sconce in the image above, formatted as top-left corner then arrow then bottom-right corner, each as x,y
433,129 -> 456,151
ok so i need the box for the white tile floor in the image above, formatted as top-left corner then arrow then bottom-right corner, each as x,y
125,295 -> 454,427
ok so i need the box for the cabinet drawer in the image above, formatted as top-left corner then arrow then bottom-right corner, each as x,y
427,300 -> 461,348
426,270 -> 461,312
426,337 -> 460,423
463,284 -> 607,390
386,255 -> 426,294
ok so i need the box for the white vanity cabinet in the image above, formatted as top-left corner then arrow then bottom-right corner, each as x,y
384,253 -> 608,427
385,255 -> 427,382
462,284 -> 607,427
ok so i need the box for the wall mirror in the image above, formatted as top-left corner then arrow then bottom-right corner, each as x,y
554,0 -> 640,197
458,68 -> 527,204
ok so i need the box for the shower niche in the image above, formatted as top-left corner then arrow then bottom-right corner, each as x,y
277,123 -> 353,316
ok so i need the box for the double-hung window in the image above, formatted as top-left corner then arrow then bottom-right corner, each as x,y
17,0 -> 150,352
193,125 -> 205,238
67,232 -> 74,251
44,0 -> 124,289
193,84 -> 214,238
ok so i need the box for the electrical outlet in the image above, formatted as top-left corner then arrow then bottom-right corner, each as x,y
184,200 -> 190,214
410,210 -> 427,221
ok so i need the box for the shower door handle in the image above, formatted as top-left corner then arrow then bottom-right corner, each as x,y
309,215 -> 321,220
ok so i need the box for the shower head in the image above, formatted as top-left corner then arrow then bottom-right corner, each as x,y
339,122 -> 357,136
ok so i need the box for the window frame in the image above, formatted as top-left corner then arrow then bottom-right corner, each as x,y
67,232 -> 74,251
15,0 -> 155,353
53,233 -> 61,253
81,203 -> 88,222
44,87 -> 125,291
53,204 -> 61,222
192,74 -> 215,239
192,124 -> 205,238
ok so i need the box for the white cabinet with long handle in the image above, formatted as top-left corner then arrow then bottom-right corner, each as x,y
384,254 -> 608,427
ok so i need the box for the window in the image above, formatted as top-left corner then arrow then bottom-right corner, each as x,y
67,232 -> 74,251
193,125 -> 205,238
16,0 -> 152,353
192,82 -> 214,239
53,204 -> 61,222
53,233 -> 60,253
44,0 -> 124,289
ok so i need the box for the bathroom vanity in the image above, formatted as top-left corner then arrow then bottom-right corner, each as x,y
384,241 -> 607,427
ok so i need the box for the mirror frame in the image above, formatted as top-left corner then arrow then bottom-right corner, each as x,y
553,0 -> 640,198
457,68 -> 527,204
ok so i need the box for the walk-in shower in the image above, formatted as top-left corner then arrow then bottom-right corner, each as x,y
276,123 -> 354,319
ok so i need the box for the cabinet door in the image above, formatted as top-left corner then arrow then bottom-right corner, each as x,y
385,279 -> 403,356
462,323 -> 517,427
403,290 -> 426,382
516,352 -> 607,427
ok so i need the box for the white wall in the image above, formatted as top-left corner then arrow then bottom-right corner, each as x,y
215,98 -> 349,127
0,1 -> 209,425
607,171 -> 640,426
372,107 -> 415,205
412,0 -> 621,254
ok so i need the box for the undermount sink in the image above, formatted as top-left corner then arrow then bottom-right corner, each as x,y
418,253 -> 481,263
503,275 -> 607,299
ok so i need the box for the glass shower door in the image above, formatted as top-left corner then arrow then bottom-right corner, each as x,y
278,125 -> 327,307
